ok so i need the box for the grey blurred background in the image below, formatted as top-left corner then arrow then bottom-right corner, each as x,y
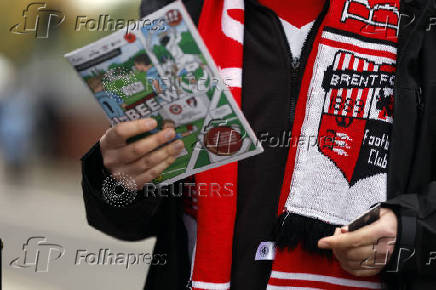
0,0 -> 156,289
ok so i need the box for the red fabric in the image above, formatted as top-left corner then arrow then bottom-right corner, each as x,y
259,0 -> 325,28
182,176 -> 198,219
268,245 -> 381,290
191,0 -> 244,288
191,0 -> 398,288
320,38 -> 397,59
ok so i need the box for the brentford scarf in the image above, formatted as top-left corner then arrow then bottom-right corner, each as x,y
190,0 -> 244,289
190,0 -> 399,289
268,0 -> 398,287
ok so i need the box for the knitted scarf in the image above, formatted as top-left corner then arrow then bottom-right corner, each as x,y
190,0 -> 399,289
190,1 -> 243,289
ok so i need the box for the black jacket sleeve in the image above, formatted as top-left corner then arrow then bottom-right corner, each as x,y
81,142 -> 165,241
382,184 -> 436,277
382,1 -> 436,284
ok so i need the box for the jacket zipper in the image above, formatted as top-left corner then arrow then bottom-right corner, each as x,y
289,58 -> 300,129
257,6 -> 297,128
416,86 -> 424,112
256,2 -> 330,131
253,2 -> 330,214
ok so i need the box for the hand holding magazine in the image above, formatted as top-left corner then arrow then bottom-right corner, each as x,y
65,1 -> 263,185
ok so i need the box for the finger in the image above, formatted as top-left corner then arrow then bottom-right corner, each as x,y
379,207 -> 391,216
318,225 -> 378,249
317,227 -> 340,249
113,128 -> 177,164
104,119 -> 158,148
318,227 -> 341,249
340,259 -> 375,271
322,212 -> 398,249
100,129 -> 110,155
123,139 -> 184,175
334,249 -> 384,271
341,267 -> 380,277
325,228 -> 342,258
359,255 -> 388,270
135,155 -> 177,187
336,257 -> 384,274
341,245 -> 375,261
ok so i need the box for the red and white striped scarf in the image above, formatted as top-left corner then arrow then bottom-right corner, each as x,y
190,0 -> 399,289
190,1 -> 244,289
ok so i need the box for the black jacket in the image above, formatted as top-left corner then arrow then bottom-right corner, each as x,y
81,0 -> 436,289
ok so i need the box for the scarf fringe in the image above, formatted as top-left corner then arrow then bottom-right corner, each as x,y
274,211 -> 339,257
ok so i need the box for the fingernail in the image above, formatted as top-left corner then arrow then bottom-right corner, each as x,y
144,118 -> 156,128
165,128 -> 175,140
173,140 -> 184,151
318,240 -> 327,248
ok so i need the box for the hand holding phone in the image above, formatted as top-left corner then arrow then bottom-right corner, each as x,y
348,204 -> 381,232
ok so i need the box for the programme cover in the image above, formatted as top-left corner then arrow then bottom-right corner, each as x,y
65,1 -> 263,185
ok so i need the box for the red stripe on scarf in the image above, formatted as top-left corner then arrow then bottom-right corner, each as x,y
268,245 -> 381,289
192,0 -> 244,286
320,38 -> 397,60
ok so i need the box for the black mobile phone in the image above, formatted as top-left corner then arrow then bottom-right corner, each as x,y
348,204 -> 381,232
